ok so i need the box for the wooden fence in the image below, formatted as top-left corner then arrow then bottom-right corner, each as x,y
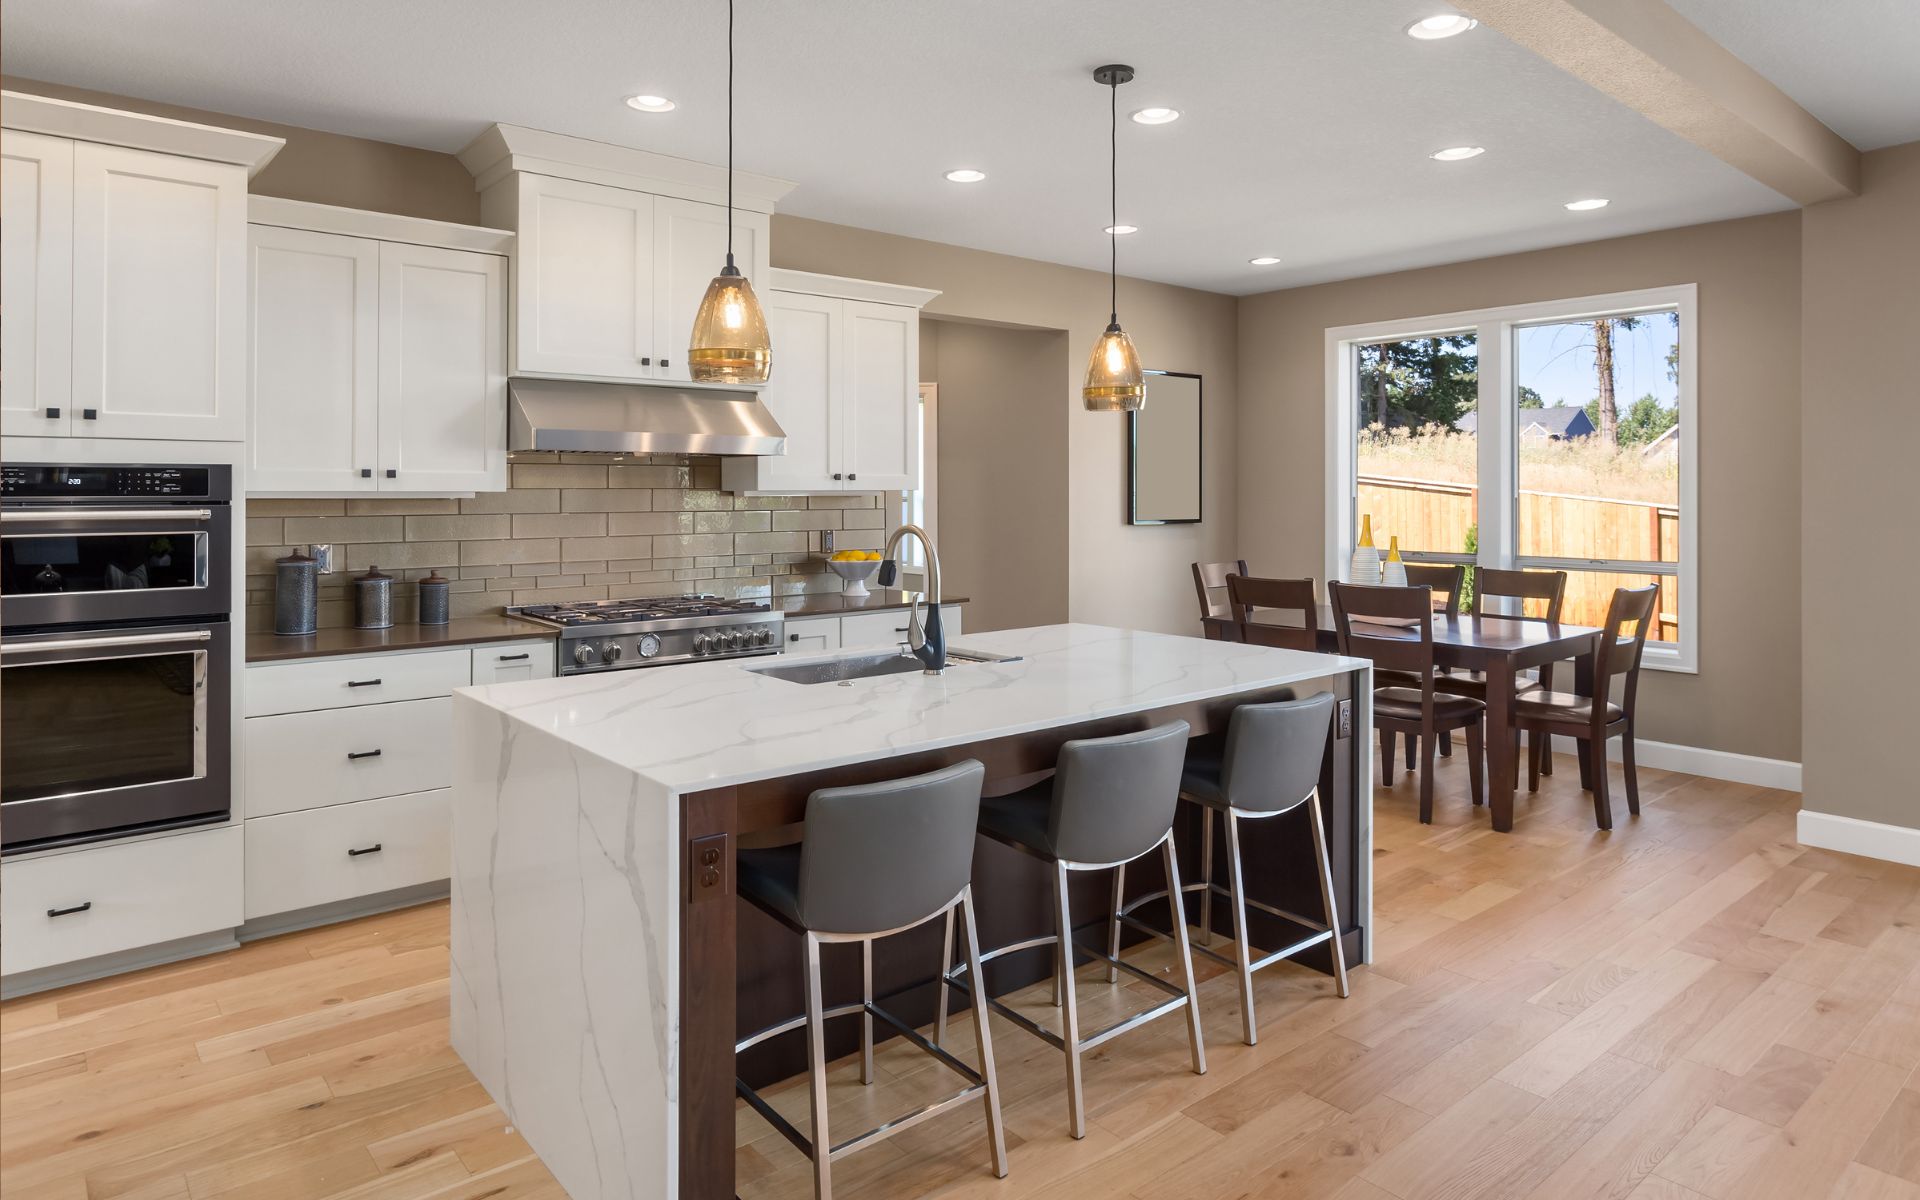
1358,475 -> 1680,638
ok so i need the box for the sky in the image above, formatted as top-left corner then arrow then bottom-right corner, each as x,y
1514,314 -> 1680,410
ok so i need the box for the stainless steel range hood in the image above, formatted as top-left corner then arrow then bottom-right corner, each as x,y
508,378 -> 787,456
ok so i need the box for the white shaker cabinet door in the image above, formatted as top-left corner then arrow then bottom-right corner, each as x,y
840,300 -> 918,492
469,641 -> 557,685
651,196 -> 770,384
1,130 -> 74,439
71,143 -> 247,441
248,225 -> 381,492
512,174 -> 655,380
754,290 -> 839,491
376,242 -> 506,493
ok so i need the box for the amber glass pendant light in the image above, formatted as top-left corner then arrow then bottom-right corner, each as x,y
1083,63 -> 1145,412
688,0 -> 772,384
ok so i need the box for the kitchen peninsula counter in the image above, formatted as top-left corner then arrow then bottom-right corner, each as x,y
448,623 -> 1373,1199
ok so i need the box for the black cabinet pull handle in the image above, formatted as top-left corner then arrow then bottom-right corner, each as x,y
497,652 -> 531,662
385,469 -> 397,479
44,407 -> 61,418
81,409 -> 98,420
47,901 -> 92,918
346,678 -> 382,688
895,626 -> 910,633
361,469 -> 373,478
347,844 -> 383,858
347,749 -> 383,760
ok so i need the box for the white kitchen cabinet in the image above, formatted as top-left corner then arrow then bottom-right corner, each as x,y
0,130 -> 74,439
247,225 -> 380,492
839,605 -> 964,650
244,644 -> 471,716
508,173 -> 657,380
244,789 -> 449,921
469,640 -> 557,685
783,614 -> 842,655
71,143 -> 249,441
651,195 -> 771,384
721,270 -> 937,495
243,697 -> 452,818
246,199 -> 509,496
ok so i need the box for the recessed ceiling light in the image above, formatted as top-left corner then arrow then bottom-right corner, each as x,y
1105,224 -> 1139,235
1130,107 -> 1181,125
1249,256 -> 1281,266
1406,14 -> 1478,39
624,94 -> 677,113
944,168 -> 987,183
1564,197 -> 1610,211
1430,145 -> 1485,161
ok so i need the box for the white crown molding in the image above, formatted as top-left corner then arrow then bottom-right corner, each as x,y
1602,737 -> 1801,792
770,268 -> 940,309
1,90 -> 284,176
458,123 -> 795,212
248,195 -> 513,255
1797,810 -> 1920,870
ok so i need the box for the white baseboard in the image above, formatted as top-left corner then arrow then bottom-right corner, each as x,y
1600,737 -> 1802,792
1797,810 -> 1920,870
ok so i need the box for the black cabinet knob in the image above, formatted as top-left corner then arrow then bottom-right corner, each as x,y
385,469 -> 397,479
848,473 -> 857,481
81,409 -> 98,420
832,473 -> 843,481
361,468 -> 373,478
641,357 -> 652,366
44,407 -> 60,418
660,358 -> 669,368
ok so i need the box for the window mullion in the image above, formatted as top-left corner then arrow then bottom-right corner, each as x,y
1475,320 -> 1514,577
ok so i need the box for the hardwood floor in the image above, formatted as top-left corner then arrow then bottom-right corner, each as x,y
5,752 -> 1917,1200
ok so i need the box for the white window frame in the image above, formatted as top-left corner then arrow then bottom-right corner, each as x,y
892,383 -> 938,587
1325,284 -> 1698,673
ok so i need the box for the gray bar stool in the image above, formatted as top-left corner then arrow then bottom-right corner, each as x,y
1116,693 -> 1348,1047
733,760 -> 1008,1200
944,721 -> 1205,1140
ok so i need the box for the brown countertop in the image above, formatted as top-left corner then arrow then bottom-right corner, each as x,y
245,615 -> 557,663
776,591 -> 969,618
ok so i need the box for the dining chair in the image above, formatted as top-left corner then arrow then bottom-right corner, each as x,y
1192,560 -> 1250,625
1224,575 -> 1318,651
1472,568 -> 1569,777
1379,563 -> 1467,762
1513,585 -> 1658,831
1329,582 -> 1487,823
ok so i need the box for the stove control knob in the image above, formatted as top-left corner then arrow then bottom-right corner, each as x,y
729,630 -> 746,650
636,633 -> 662,659
692,634 -> 709,655
573,642 -> 599,667
603,640 -> 624,662
756,627 -> 774,646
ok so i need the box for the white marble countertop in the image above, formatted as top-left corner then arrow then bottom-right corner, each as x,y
457,623 -> 1370,795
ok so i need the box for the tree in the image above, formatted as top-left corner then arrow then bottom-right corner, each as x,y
1517,385 -> 1543,409
1590,316 -> 1641,447
1618,393 -> 1678,447
1357,335 -> 1479,429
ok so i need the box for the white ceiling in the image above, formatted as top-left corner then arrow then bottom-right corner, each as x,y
1,0 -> 1815,295
1665,0 -> 1920,152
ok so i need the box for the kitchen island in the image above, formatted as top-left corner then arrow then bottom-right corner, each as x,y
448,623 -> 1372,1199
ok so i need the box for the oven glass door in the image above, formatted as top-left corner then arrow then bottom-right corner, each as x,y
1,622 -> 231,852
0,506 -> 228,626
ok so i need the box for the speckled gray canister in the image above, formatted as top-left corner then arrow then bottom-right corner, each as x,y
418,570 -> 451,626
354,565 -> 394,630
274,549 -> 319,636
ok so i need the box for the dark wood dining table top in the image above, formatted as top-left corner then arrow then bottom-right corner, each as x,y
1205,606 -> 1604,664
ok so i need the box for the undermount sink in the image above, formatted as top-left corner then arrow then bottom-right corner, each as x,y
746,647 -> 1021,685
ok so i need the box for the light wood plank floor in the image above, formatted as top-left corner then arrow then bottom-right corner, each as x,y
5,752 -> 1918,1200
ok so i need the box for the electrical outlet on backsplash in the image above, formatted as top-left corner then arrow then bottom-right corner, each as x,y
242,453 -> 890,631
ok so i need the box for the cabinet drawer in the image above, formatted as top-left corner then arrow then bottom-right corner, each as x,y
245,789 -> 449,920
839,610 -> 917,650
245,697 -> 450,817
469,640 -> 555,686
245,648 -> 469,716
1,827 -> 242,976
783,616 -> 841,655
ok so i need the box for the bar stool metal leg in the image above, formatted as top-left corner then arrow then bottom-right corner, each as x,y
803,932 -> 834,1200
1054,861 -> 1088,1138
1198,805 -> 1215,947
860,939 -> 875,1085
1308,798 -> 1351,999
1106,863 -> 1125,984
1162,836 -> 1208,1076
935,907 -> 954,1049
959,886 -> 1010,1178
1224,810 -> 1260,1045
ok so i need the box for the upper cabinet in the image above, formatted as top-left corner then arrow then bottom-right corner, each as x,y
721,271 -> 937,495
1,93 -> 281,443
460,124 -> 788,387
247,199 -> 510,496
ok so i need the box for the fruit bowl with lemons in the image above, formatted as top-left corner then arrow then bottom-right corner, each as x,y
825,550 -> 884,597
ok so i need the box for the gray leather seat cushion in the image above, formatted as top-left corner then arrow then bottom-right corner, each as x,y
736,845 -> 804,926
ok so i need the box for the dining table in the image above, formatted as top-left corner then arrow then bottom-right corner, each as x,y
1202,607 -> 1604,833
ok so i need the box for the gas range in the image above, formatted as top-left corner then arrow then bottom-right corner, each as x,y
507,594 -> 783,674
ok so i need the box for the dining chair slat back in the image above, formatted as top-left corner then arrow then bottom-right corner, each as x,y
1403,564 -> 1466,616
1225,575 -> 1318,652
1472,568 -> 1568,623
1328,583 -> 1436,679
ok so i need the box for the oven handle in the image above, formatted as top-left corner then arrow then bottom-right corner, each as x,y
1,508 -> 215,523
0,629 -> 212,657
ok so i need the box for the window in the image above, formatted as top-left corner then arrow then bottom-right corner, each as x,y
892,384 -> 937,576
1327,286 -> 1696,670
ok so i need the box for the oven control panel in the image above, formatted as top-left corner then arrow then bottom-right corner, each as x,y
2,465 -> 222,499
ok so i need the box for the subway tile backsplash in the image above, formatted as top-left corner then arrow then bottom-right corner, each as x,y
244,453 -> 888,631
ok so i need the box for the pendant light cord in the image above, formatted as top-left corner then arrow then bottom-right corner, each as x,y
726,0 -> 736,266
1108,74 -> 1118,325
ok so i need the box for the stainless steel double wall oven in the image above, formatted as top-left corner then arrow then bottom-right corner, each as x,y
0,464 -> 234,854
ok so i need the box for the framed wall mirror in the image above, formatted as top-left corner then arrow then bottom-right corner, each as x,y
1128,371 -> 1202,524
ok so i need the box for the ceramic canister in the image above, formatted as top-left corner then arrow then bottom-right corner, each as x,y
274,549 -> 319,636
354,565 -> 394,630
418,570 -> 451,626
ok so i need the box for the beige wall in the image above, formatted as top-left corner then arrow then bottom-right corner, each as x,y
1235,213 -> 1804,760
1799,142 -> 1920,829
772,215 -> 1241,636
1,77 -> 480,224
920,320 -> 1070,632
